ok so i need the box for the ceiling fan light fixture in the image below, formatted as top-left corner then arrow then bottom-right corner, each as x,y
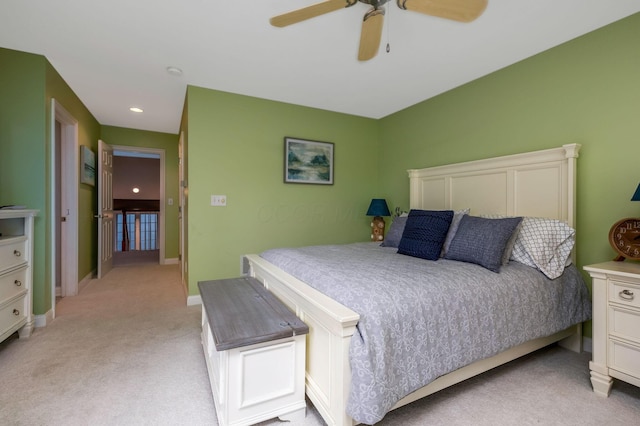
270,0 -> 488,60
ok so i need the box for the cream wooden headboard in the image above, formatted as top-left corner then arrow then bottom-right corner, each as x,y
408,144 -> 581,227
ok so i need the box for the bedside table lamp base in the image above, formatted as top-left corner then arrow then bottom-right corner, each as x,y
371,216 -> 385,242
366,199 -> 391,242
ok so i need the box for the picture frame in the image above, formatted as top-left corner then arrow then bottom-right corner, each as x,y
284,137 -> 334,185
80,145 -> 96,186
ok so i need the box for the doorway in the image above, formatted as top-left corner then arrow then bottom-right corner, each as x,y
110,146 -> 166,267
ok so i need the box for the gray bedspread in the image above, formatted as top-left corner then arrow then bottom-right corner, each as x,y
260,243 -> 592,425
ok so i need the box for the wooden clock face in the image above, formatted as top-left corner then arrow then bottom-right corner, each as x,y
609,218 -> 640,260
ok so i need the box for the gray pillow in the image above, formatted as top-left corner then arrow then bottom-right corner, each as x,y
441,208 -> 470,257
381,216 -> 407,248
444,215 -> 523,272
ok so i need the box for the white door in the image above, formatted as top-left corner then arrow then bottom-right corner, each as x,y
97,139 -> 114,279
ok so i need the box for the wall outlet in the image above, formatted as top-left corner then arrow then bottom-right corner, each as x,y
211,195 -> 227,206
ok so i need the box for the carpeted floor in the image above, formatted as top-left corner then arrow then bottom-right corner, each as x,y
0,263 -> 638,425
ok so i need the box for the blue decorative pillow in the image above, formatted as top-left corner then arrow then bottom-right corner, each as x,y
380,216 -> 407,248
397,210 -> 454,260
444,215 -> 523,272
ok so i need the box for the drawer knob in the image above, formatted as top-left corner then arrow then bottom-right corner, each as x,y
14,279 -> 22,286
14,249 -> 21,257
619,289 -> 635,301
13,309 -> 20,316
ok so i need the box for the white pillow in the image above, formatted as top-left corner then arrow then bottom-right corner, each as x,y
510,217 -> 575,279
481,215 -> 575,279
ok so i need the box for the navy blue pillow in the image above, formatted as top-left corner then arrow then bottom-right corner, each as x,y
444,215 -> 523,272
397,210 -> 454,260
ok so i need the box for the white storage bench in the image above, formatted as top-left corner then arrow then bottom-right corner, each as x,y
198,277 -> 308,426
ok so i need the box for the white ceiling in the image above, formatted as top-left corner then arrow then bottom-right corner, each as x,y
1,1 -> 639,135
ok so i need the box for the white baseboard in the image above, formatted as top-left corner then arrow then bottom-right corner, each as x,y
187,294 -> 202,306
163,257 -> 179,265
34,309 -> 54,328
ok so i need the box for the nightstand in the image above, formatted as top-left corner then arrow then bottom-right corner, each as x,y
584,261 -> 640,396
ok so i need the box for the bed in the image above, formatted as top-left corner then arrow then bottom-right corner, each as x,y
243,144 -> 591,426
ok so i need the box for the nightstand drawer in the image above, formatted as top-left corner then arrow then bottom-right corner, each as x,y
609,338 -> 640,379
609,305 -> 640,344
586,261 -> 640,396
609,280 -> 639,309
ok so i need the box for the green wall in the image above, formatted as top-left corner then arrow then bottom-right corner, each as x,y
4,12 -> 639,338
100,126 -> 180,260
0,47 -> 101,315
184,86 -> 380,295
379,13 -> 640,337
0,49 -> 48,313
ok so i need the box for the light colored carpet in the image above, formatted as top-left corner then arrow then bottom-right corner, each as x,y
1,263 -> 639,426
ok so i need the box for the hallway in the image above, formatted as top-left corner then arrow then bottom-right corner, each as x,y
0,264 -> 217,425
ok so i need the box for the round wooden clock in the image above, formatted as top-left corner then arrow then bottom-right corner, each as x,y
609,218 -> 640,261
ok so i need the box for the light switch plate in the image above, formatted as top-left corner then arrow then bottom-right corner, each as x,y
211,195 -> 227,206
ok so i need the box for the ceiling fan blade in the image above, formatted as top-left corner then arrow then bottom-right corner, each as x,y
397,0 -> 488,22
358,8 -> 385,61
270,0 -> 355,27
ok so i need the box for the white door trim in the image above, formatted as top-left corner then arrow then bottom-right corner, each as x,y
50,99 -> 79,317
178,131 -> 185,288
111,145 -> 166,264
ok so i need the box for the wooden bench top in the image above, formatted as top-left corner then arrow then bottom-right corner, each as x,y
198,277 -> 308,351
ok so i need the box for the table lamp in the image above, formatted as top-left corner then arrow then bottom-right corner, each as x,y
632,183 -> 640,201
366,199 -> 391,241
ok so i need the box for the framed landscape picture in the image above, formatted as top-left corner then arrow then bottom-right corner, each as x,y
284,137 -> 334,185
80,145 -> 96,186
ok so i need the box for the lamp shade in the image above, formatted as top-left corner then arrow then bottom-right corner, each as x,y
366,199 -> 391,217
632,183 -> 640,201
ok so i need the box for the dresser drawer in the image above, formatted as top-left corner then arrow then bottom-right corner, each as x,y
609,280 -> 640,309
609,305 -> 640,344
0,295 -> 27,336
0,267 -> 27,304
0,237 -> 28,272
608,338 -> 640,379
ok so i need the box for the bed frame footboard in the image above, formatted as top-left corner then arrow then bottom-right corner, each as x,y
245,254 -> 359,426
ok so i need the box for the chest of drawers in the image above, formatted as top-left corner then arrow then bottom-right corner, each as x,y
584,261 -> 640,396
0,210 -> 37,344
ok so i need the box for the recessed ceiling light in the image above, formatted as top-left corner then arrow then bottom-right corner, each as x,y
166,66 -> 183,76
129,107 -> 143,113
132,187 -> 140,193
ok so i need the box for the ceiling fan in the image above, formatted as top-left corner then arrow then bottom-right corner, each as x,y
270,0 -> 488,61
